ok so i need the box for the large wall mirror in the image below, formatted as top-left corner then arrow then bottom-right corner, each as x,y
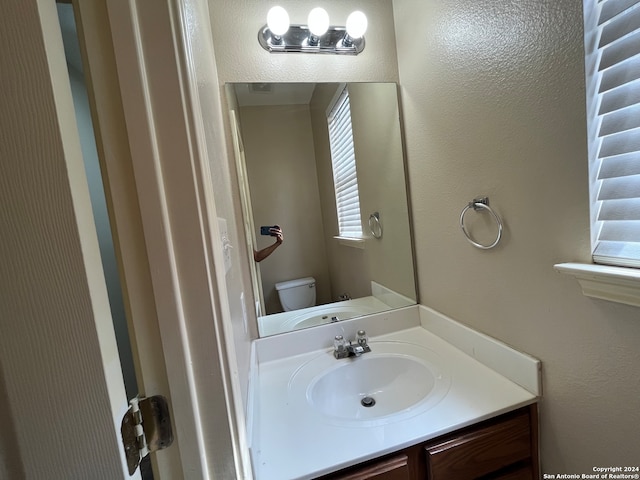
226,82 -> 417,337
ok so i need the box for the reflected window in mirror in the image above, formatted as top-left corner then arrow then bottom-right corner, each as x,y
327,86 -> 363,239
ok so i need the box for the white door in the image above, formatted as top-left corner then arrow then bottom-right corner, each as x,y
0,0 -> 242,479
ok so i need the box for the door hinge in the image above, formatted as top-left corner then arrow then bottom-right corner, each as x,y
121,395 -> 173,475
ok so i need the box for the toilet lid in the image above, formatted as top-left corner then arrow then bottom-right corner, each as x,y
275,277 -> 315,290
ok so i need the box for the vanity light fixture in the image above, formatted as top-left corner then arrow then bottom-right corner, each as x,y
258,6 -> 367,55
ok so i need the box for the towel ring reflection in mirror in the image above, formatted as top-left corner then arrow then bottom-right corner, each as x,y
369,212 -> 383,239
459,197 -> 503,250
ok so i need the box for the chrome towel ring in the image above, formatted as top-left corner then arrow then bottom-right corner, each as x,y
459,197 -> 503,250
369,212 -> 383,239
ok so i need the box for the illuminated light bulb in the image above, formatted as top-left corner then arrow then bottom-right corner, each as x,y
267,6 -> 290,36
308,7 -> 330,37
346,10 -> 368,39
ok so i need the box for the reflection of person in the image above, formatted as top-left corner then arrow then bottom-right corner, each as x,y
254,226 -> 284,262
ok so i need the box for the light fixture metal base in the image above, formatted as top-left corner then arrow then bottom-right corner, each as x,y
258,25 -> 365,55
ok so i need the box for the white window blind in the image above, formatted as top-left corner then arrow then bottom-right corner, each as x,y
586,0 -> 640,267
327,87 -> 363,238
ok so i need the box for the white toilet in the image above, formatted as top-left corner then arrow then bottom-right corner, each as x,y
275,277 -> 316,311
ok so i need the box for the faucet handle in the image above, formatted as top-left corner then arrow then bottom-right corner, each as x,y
334,335 -> 350,359
356,330 -> 368,346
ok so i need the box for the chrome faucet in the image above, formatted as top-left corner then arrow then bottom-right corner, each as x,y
333,330 -> 371,359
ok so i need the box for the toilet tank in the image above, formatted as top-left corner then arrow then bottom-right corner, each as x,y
275,277 -> 316,311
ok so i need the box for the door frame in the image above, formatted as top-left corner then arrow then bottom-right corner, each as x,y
69,0 -> 190,476
75,0 -> 247,478
228,108 -> 266,317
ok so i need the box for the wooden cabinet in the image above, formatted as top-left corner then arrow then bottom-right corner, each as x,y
425,407 -> 533,479
327,454 -> 411,480
318,404 -> 538,480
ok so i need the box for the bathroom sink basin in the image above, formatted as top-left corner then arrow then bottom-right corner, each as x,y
286,305 -> 379,331
288,341 -> 451,426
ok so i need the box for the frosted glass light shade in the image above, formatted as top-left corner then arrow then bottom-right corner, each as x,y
308,7 -> 330,36
267,6 -> 290,36
346,11 -> 367,39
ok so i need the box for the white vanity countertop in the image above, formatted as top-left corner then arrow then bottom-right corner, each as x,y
250,308 -> 539,480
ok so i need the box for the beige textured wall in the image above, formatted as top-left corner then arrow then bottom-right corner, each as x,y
239,104 -> 332,312
349,83 -> 415,299
394,0 -> 640,471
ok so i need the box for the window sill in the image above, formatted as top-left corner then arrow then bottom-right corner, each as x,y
554,262 -> 640,308
334,236 -> 365,249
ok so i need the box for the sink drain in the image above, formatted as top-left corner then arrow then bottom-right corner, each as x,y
361,396 -> 376,408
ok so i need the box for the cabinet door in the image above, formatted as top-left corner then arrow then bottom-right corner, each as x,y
493,465 -> 533,480
425,411 -> 531,479
323,454 -> 410,480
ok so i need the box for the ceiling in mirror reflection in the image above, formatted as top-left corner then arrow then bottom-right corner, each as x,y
226,82 -> 417,337
234,83 -> 316,107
